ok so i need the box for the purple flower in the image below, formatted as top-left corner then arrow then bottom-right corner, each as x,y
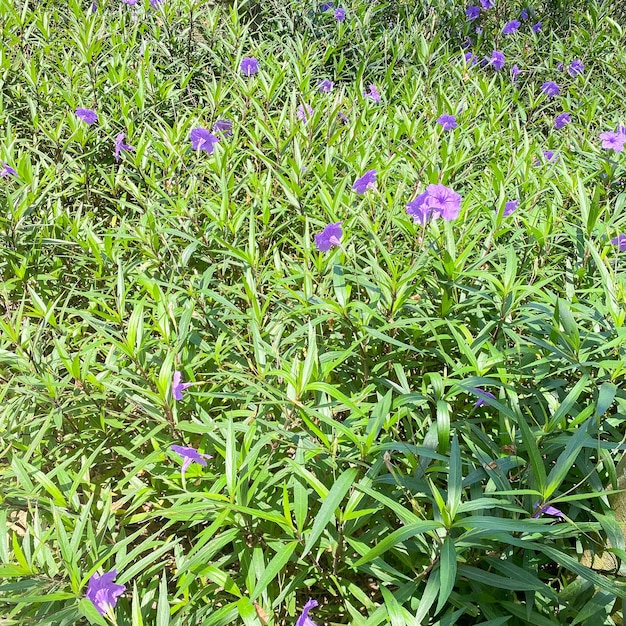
90,1 -> 98,11
1,162 -> 17,178
470,388 -> 496,407
334,7 -> 345,20
503,19 -> 520,35
437,114 -> 458,130
337,111 -> 349,124
541,81 -> 560,97
296,599 -> 319,626
364,84 -> 380,103
122,0 -> 138,4
86,570 -> 126,616
600,131 -> 626,152
114,133 -> 135,162
511,64 -> 520,81
406,191 -> 431,225
535,150 -> 559,165
480,0 -> 493,8
554,112 -> 571,129
318,79 -> 334,93
320,1 -> 334,10
240,57 -> 259,76
150,0 -> 162,6
532,501 -> 564,519
466,5 -> 480,20
617,124 -> 626,136
171,445 -> 212,480
423,184 -> 462,221
504,199 -> 519,216
532,21 -> 542,32
464,52 -> 478,66
75,107 -> 98,125
568,59 -> 584,77
172,371 -> 194,400
190,127 -> 219,154
314,222 -> 343,252
520,8 -> 529,20
611,234 -> 626,251
213,119 -> 233,136
489,50 -> 505,70
297,103 -> 314,122
352,169 -> 377,194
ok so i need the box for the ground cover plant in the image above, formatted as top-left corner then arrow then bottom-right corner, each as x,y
1,0 -> 626,623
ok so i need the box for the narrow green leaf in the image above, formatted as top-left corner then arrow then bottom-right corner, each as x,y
250,541 -> 298,601
354,521 -> 442,566
447,435 -> 462,521
302,467 -> 358,557
436,537 -> 457,613
156,570 -> 169,626
545,419 -> 592,500
517,416 -> 547,493
414,567 -> 440,623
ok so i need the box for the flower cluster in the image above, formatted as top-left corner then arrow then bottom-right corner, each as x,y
406,184 -> 462,224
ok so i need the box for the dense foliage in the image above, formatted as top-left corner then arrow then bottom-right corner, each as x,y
1,0 -> 626,624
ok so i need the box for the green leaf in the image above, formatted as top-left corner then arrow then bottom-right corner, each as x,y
354,521 -> 443,566
544,419 -> 592,500
78,598 -> 109,626
302,467 -> 358,558
250,541 -> 298,601
517,415 -> 546,493
447,435 -> 462,521
596,382 -> 616,419
436,536 -> 457,613
414,567 -> 440,623
156,570 -> 169,626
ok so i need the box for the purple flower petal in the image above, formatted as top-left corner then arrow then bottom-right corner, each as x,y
600,131 -> 626,152
352,169 -> 377,194
171,444 -> 212,480
296,599 -> 319,626
363,84 -> 380,103
406,191 -> 432,225
1,162 -> 17,178
611,234 -> 626,252
502,19 -> 520,35
532,501 -> 564,519
190,127 -> 219,154
86,569 -> 126,615
503,199 -> 519,216
213,119 -> 233,136
554,112 -> 570,130
466,6 -> 480,20
422,183 -> 462,221
489,50 -> 505,70
436,114 -> 457,130
532,21 -> 542,32
314,222 -> 343,252
240,57 -> 259,76
297,103 -> 314,122
541,81 -> 560,98
75,107 -> 98,125
114,133 -> 135,163
172,371 -> 194,400
334,7 -> 345,20
568,59 -> 584,77
318,79 -> 334,93
470,387 -> 496,407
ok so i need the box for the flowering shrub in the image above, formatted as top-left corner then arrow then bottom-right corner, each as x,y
1,0 -> 626,624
